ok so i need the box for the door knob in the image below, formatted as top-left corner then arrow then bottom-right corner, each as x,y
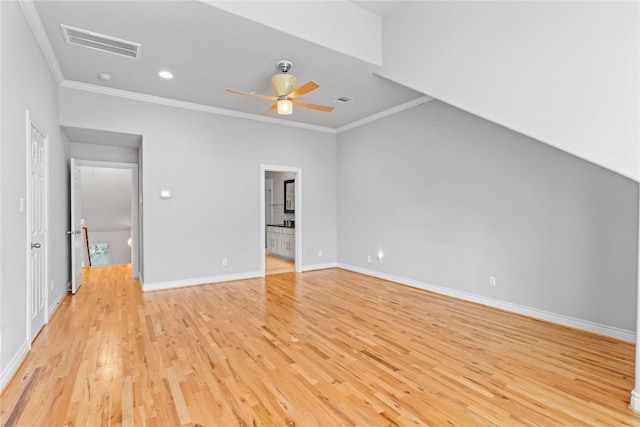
31,242 -> 41,249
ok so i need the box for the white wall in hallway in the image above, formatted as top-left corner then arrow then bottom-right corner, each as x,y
1,2 -> 70,390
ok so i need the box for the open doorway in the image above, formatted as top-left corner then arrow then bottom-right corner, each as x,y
260,165 -> 302,276
79,165 -> 133,266
63,126 -> 142,291
72,160 -> 140,282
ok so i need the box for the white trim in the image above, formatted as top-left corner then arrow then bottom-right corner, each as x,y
260,165 -> 303,276
60,80 -> 336,134
337,96 -> 434,133
633,185 -> 640,410
47,283 -> 67,320
631,389 -> 640,411
141,271 -> 260,292
58,81 -> 437,137
73,159 -> 137,169
0,339 -> 30,392
0,2 -> 3,386
18,0 -> 64,84
338,263 -> 636,343
302,262 -> 338,272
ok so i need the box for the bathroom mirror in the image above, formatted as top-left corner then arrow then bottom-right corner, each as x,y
284,179 -> 295,213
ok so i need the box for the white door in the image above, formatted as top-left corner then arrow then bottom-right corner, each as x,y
70,158 -> 83,293
28,116 -> 47,340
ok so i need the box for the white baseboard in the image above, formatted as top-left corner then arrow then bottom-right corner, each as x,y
47,284 -> 69,319
337,263 -> 635,343
141,271 -> 261,292
631,389 -> 640,411
0,339 -> 30,392
302,262 -> 338,272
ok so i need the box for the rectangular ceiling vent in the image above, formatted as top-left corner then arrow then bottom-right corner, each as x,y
334,96 -> 354,104
61,25 -> 141,59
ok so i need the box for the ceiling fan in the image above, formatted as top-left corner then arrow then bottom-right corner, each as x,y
226,60 -> 334,115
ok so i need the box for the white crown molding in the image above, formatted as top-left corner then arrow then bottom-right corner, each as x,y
62,78 -> 433,134
337,263 -> 636,343
337,95 -> 434,133
19,0 -> 64,84
20,0 -> 429,135
60,80 -> 338,134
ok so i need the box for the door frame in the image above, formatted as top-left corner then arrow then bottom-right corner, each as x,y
73,160 -> 140,278
260,165 -> 302,276
25,110 -> 49,342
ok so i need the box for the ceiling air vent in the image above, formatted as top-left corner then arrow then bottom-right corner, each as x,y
334,96 -> 354,104
61,25 -> 141,59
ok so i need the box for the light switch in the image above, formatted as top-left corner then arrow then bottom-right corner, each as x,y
160,190 -> 172,199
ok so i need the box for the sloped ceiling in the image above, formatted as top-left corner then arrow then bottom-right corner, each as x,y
24,1 -> 639,180
377,1 -> 639,181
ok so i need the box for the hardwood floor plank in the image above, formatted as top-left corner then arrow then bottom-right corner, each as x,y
2,264 -> 640,426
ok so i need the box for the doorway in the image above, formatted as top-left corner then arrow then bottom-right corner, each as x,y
260,165 -> 302,276
70,160 -> 140,291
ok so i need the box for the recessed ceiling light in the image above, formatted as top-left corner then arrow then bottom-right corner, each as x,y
98,73 -> 112,81
158,70 -> 173,79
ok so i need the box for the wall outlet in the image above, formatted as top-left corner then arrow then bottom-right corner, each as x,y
318,250 -> 323,257
367,255 -> 372,263
222,258 -> 228,266
489,276 -> 496,287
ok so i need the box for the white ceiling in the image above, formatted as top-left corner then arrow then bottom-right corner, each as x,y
353,1 -> 404,16
32,1 -> 423,130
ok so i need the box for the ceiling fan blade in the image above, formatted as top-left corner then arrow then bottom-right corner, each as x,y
287,81 -> 319,98
291,99 -> 334,112
261,103 -> 278,115
226,89 -> 277,101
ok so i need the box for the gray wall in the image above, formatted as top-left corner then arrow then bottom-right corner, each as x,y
338,100 -> 639,332
1,2 -> 70,388
59,87 -> 337,285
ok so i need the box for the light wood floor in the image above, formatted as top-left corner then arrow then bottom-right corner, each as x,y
266,254 -> 294,275
2,264 -> 639,426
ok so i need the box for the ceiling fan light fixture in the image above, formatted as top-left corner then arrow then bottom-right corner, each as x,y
277,99 -> 293,115
271,73 -> 298,97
